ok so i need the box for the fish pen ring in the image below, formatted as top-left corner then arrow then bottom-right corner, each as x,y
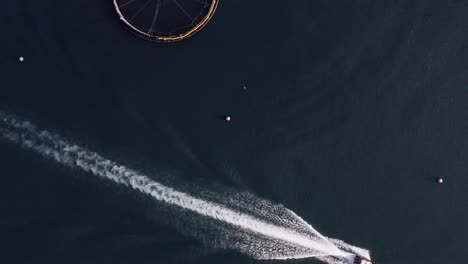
114,0 -> 219,42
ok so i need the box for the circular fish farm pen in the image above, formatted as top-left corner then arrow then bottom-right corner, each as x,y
114,0 -> 219,42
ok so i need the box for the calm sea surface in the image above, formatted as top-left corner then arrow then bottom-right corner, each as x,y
1,1 -> 468,264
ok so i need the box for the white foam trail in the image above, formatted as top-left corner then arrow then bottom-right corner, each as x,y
0,112 -> 368,262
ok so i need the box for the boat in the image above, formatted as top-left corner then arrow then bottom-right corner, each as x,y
354,255 -> 374,264
318,237 -> 375,264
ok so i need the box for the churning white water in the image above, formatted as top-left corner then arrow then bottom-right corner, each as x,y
0,111 -> 370,263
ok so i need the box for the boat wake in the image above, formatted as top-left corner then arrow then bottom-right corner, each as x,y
0,111 -> 370,263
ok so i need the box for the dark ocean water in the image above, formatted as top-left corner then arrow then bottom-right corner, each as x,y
1,1 -> 468,263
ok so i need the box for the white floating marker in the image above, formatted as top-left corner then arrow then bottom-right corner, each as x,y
436,177 -> 444,184
225,115 -> 231,122
18,56 -> 24,62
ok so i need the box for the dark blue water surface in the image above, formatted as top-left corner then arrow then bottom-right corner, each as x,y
1,1 -> 468,264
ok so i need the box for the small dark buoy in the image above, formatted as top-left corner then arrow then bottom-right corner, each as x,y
436,177 -> 444,184
225,115 -> 231,122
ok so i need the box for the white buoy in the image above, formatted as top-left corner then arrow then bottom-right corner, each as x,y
18,56 -> 24,62
243,85 -> 247,90
437,177 -> 444,184
225,115 -> 231,122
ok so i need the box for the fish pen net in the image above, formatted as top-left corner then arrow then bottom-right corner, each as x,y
114,0 -> 218,42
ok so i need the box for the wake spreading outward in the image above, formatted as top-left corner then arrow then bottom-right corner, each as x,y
0,111 -> 372,264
